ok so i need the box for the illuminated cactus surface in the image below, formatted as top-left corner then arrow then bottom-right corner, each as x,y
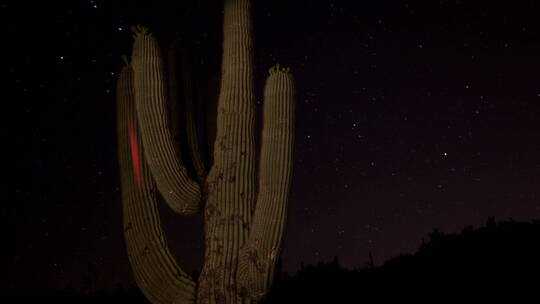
115,1 -> 295,303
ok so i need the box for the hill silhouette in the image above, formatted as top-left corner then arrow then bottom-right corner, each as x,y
264,217 -> 540,302
6,218 -> 539,302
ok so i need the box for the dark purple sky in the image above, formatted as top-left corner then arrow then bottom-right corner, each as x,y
8,0 -> 540,292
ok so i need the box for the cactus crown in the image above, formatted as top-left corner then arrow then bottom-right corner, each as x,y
131,24 -> 153,38
268,63 -> 291,75
121,55 -> 131,67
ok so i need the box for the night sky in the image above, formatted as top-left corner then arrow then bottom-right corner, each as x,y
8,0 -> 540,292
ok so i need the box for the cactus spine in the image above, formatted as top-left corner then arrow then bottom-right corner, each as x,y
115,0 -> 295,303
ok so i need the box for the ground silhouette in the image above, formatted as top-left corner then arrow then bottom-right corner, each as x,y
7,218 -> 539,302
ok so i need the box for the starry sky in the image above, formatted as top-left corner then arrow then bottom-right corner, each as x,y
8,0 -> 540,292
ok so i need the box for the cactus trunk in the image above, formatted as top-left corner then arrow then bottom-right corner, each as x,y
115,1 -> 296,303
197,0 -> 257,302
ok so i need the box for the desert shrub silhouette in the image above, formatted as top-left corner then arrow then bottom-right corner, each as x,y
264,218 -> 540,302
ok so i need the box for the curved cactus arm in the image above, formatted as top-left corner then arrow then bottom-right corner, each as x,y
116,66 -> 197,304
236,69 -> 295,300
131,28 -> 202,215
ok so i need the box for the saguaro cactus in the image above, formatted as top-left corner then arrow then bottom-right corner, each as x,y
115,0 -> 295,303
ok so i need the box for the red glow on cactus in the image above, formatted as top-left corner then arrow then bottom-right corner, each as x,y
128,116 -> 143,188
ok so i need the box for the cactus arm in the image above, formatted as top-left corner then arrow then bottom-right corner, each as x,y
236,69 -> 295,300
116,65 -> 197,304
168,38 -> 207,184
204,74 -> 220,166
166,39 -> 183,159
179,40 -> 207,183
131,31 -> 202,215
